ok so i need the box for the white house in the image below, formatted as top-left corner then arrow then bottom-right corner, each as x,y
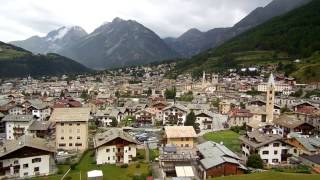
162,104 -> 188,125
239,130 -> 292,165
93,129 -> 138,164
3,115 -> 35,140
8,105 -> 24,115
0,135 -> 55,179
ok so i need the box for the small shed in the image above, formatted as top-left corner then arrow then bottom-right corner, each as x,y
87,170 -> 103,180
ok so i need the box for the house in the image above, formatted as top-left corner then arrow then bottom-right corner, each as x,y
26,100 -> 51,120
0,135 -> 55,178
195,110 -> 214,130
94,107 -> 125,126
227,108 -> 253,127
3,115 -> 35,140
273,114 -> 315,138
28,121 -> 54,139
164,126 -> 197,149
49,108 -> 90,151
219,100 -> 232,114
7,104 -> 25,115
197,141 -> 246,179
93,129 -> 138,164
239,130 -> 292,165
162,104 -> 188,125
286,133 -> 320,156
135,108 -> 157,125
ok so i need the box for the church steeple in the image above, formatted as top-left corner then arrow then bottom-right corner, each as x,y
266,73 -> 275,123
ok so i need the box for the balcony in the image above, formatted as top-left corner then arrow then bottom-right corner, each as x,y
116,152 -> 124,157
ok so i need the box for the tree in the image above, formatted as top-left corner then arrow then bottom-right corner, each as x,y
247,154 -> 263,169
164,87 -> 176,99
185,111 -> 199,132
80,90 -> 89,100
123,116 -> 136,126
211,98 -> 220,108
110,117 -> 118,127
147,88 -> 152,96
60,91 -> 65,98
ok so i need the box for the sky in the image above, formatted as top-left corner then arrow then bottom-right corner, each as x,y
0,0 -> 272,42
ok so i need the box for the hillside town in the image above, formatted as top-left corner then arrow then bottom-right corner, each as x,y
0,64 -> 319,180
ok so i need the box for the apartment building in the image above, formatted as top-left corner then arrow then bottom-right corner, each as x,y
49,108 -> 90,151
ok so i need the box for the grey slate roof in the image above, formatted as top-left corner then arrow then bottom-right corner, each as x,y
289,133 -> 320,152
197,141 -> 245,170
2,114 -> 35,122
28,121 -> 53,131
93,128 -> 138,148
28,99 -> 48,110
0,135 -> 55,158
239,130 -> 283,149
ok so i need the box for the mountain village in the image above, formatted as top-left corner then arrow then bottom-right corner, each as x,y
0,63 -> 319,179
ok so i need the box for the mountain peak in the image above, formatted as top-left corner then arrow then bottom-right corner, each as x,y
112,17 -> 125,23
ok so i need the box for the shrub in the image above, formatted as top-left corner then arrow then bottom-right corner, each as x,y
247,154 -> 263,169
120,164 -> 128,168
136,164 -> 141,168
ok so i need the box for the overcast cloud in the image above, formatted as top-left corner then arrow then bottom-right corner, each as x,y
0,0 -> 272,42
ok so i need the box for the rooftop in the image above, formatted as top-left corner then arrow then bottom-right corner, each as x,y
165,126 -> 197,138
49,108 -> 91,122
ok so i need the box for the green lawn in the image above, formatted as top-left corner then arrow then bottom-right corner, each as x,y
203,130 -> 241,153
210,171 -> 320,180
32,151 -> 150,180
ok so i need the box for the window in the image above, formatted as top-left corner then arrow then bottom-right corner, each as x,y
59,143 -> 66,147
14,160 -> 18,164
262,151 -> 269,155
129,147 -> 131,151
61,123 -> 64,126
294,149 -> 297,153
24,172 -> 28,176
77,123 -> 80,126
273,143 -> 280,147
14,169 -> 19,174
113,148 -> 115,152
108,157 -> 110,160
69,123 -> 72,126
181,144 -> 183,147
69,143 -> 73,146
181,138 -> 184,141
272,159 -> 279,163
113,156 -> 115,160
32,158 -> 41,163
75,143 -> 82,146
34,167 -> 39,172
61,136 -> 64,140
185,144 -> 189,147
77,136 -> 80,139
23,164 -> 28,168
186,138 -> 189,141
106,149 -> 110,152
69,136 -> 72,140
274,150 -> 278,155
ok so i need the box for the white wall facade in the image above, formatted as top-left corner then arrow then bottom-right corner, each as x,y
96,144 -> 136,165
1,155 -> 50,178
5,121 -> 32,140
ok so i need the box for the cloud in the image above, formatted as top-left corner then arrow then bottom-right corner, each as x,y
0,0 -> 272,42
